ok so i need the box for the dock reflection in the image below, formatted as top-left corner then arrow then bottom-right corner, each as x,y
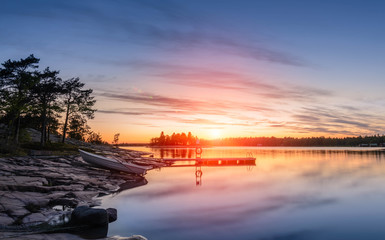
165,159 -> 256,186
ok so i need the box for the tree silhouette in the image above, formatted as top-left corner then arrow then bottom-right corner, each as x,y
61,78 -> 96,143
67,113 -> 90,141
187,132 -> 193,145
87,131 -> 103,144
150,131 -> 199,146
0,54 -> 39,143
1,55 -> 99,145
31,67 -> 63,146
113,133 -> 120,146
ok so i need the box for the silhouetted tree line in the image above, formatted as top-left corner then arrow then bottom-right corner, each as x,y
199,135 -> 385,147
0,55 -> 97,146
150,131 -> 198,146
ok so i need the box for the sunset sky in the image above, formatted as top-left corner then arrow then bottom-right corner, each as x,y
1,0 -> 385,142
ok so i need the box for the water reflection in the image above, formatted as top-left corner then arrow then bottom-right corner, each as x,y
158,147 -> 256,187
158,147 -> 196,159
132,146 -> 385,160
165,159 -> 256,186
117,178 -> 148,194
106,147 -> 385,240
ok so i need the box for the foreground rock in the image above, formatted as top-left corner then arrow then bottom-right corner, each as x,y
0,142 -> 165,239
0,233 -> 148,240
0,154 -> 141,223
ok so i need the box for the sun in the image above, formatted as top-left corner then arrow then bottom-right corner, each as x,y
209,128 -> 222,139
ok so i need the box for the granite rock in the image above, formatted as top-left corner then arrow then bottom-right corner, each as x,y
106,208 -> 117,223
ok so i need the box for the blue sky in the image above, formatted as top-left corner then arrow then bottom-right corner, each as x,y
1,0 -> 385,142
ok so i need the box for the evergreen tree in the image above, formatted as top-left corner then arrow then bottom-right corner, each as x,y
67,114 -> 90,141
87,131 -> 103,144
61,78 -> 96,143
0,54 -> 39,143
31,67 -> 63,146
113,133 -> 120,146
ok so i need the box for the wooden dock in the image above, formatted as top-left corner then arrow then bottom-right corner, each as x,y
160,157 -> 256,167
166,161 -> 256,167
161,157 -> 256,162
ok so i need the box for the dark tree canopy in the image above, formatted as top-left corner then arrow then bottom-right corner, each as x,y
0,54 -> 40,143
0,55 -> 98,145
150,131 -> 198,146
61,77 -> 96,143
31,67 -> 63,145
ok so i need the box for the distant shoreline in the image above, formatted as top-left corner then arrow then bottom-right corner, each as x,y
122,145 -> 385,149
119,144 -> 209,148
147,145 -> 208,148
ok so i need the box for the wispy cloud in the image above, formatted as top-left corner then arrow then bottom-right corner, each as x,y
97,110 -> 148,116
287,105 -> 385,135
95,82 -> 385,136
109,59 -> 330,101
98,91 -> 232,115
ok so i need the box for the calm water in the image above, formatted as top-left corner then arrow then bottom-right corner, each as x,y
102,147 -> 385,240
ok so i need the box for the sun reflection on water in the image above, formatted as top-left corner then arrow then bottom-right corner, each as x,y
104,147 -> 385,240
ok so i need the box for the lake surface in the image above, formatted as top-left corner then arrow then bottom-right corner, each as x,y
102,147 -> 385,240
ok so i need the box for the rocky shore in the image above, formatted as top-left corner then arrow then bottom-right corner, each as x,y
0,142 -> 161,240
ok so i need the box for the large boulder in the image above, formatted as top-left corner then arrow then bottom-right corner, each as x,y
70,206 -> 108,227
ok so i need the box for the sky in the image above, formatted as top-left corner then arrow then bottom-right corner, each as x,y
1,0 -> 385,143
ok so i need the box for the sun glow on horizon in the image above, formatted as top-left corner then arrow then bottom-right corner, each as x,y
209,128 -> 223,139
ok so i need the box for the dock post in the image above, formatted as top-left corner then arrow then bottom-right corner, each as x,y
195,165 -> 202,186
195,145 -> 202,186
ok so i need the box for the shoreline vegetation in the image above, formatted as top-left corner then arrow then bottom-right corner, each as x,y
147,132 -> 385,147
0,55 -> 103,156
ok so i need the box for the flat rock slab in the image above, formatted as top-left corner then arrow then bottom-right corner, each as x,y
12,176 -> 48,186
0,213 -> 14,225
0,233 -> 86,240
21,212 -> 46,225
0,144 -> 158,239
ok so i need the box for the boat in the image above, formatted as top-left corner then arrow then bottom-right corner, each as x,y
79,149 -> 152,175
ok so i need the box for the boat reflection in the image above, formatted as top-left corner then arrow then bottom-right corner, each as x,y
115,178 -> 148,195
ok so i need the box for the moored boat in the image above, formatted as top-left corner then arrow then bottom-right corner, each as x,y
79,149 -> 152,175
